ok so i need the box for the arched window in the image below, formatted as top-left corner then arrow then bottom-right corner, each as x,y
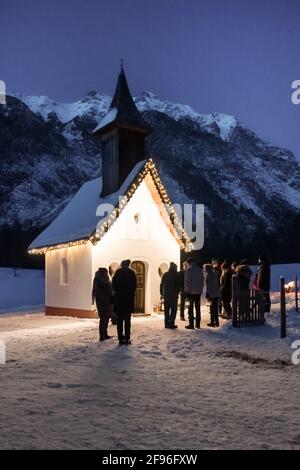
134,213 -> 140,224
60,258 -> 68,286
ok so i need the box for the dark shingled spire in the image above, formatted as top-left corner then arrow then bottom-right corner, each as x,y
96,66 -> 150,135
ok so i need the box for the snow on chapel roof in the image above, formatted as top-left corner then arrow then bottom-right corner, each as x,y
93,107 -> 118,133
29,159 -> 193,254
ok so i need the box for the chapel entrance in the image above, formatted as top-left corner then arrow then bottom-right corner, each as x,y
131,260 -> 146,313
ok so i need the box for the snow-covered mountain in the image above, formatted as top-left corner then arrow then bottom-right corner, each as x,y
13,90 -> 238,140
137,91 -> 238,141
1,91 -> 299,264
12,90 -> 111,124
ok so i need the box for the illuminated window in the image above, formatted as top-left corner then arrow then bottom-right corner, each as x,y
60,258 -> 68,286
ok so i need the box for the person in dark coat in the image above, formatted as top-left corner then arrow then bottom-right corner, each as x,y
205,263 -> 220,327
220,261 -> 232,319
256,255 -> 271,312
212,258 -> 222,316
92,267 -> 113,342
160,262 -> 180,329
236,259 -> 252,290
112,259 -> 137,345
178,261 -> 188,321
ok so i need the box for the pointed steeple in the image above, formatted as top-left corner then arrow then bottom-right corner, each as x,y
94,66 -> 150,135
94,67 -> 151,197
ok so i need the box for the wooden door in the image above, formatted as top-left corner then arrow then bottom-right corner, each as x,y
131,261 -> 145,313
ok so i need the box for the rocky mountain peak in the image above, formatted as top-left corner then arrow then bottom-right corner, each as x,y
1,91 -> 299,264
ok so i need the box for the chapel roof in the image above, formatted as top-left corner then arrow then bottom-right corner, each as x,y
28,159 -> 193,254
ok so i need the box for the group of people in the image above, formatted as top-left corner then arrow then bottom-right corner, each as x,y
92,255 -> 271,344
92,259 -> 137,345
160,255 -> 271,330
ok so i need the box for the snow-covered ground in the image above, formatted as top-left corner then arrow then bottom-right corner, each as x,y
0,296 -> 299,450
0,268 -> 44,314
0,264 -> 299,449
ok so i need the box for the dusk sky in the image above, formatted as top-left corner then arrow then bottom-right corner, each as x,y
1,0 -> 300,159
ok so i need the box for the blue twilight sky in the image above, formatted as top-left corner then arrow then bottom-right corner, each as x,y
1,0 -> 300,160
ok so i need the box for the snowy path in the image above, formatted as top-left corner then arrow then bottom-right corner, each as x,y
0,305 -> 300,450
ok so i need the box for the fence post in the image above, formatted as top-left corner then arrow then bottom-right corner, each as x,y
232,274 -> 238,327
280,276 -> 286,338
295,275 -> 299,312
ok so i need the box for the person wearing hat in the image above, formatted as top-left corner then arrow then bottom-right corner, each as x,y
160,262 -> 180,329
236,259 -> 252,290
112,259 -> 137,345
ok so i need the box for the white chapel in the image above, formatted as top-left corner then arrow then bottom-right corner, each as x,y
29,68 -> 192,317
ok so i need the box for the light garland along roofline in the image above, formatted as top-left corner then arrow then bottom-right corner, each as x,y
28,158 -> 193,255
28,238 -> 89,255
90,158 -> 193,252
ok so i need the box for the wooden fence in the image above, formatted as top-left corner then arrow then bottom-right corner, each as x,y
232,274 -> 265,327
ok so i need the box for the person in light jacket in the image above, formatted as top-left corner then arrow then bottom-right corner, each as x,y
184,258 -> 204,329
205,263 -> 221,327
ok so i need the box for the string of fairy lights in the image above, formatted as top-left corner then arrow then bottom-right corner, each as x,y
28,158 -> 193,255
28,239 -> 88,255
